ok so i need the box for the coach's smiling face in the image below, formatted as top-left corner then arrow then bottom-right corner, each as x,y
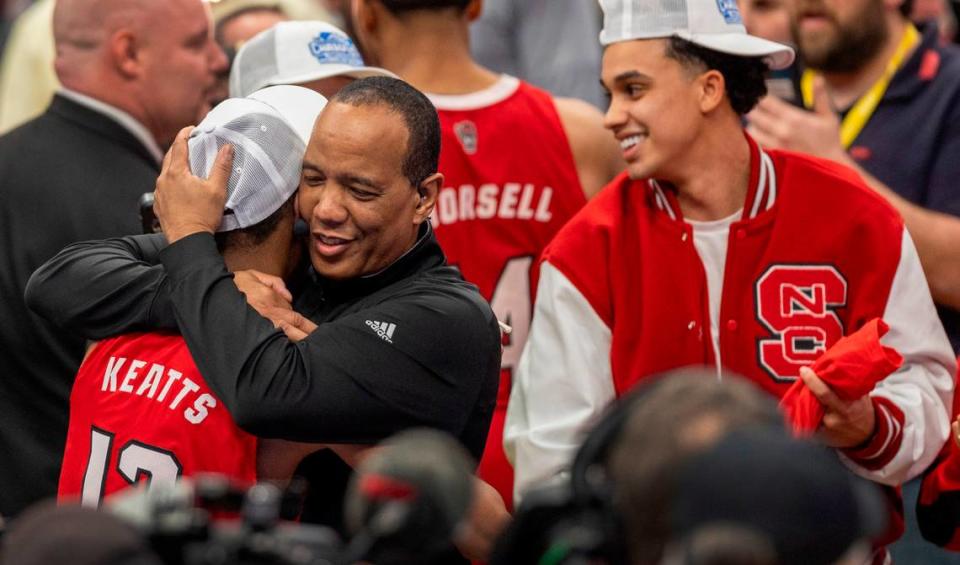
297,100 -> 440,280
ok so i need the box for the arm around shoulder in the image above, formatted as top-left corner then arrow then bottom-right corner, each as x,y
172,259 -> 502,448
25,233 -> 174,339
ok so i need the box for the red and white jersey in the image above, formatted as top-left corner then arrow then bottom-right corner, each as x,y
505,133 -> 956,506
59,332 -> 257,506
428,75 -> 587,509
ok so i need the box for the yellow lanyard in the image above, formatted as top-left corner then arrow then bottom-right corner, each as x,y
801,24 -> 920,148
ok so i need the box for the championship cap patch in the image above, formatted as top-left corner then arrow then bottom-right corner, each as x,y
715,0 -> 742,25
454,121 -> 478,155
230,22 -> 396,98
309,32 -> 364,67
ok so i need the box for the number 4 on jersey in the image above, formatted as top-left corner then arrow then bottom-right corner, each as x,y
490,256 -> 534,373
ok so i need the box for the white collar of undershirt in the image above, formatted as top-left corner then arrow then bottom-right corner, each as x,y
58,88 -> 164,165
686,209 -> 743,232
426,75 -> 521,111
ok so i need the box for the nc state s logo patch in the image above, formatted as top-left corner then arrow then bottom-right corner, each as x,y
755,265 -> 848,382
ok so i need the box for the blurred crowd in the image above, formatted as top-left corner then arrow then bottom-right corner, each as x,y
0,0 -> 959,564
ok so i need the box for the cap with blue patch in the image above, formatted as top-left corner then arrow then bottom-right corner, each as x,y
229,21 -> 397,98
599,0 -> 795,70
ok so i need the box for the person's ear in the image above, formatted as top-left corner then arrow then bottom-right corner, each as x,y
353,0 -> 378,35
109,29 -> 141,78
293,191 -> 310,236
414,173 -> 442,225
351,0 -> 382,61
466,0 -> 483,22
698,69 -> 726,114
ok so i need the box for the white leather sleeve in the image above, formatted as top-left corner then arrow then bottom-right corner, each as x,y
840,229 -> 956,485
503,261 -> 616,503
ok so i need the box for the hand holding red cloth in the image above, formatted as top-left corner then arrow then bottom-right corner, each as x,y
780,319 -> 903,437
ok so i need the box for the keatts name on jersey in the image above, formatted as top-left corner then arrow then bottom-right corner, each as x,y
99,356 -> 218,425
431,182 -> 554,226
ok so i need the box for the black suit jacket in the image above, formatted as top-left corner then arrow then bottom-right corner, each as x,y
0,94 -> 160,517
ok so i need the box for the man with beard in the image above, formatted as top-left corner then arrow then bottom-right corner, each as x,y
746,0 -> 960,351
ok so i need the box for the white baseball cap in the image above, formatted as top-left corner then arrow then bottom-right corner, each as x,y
188,85 -> 327,232
599,0 -> 795,70
229,21 -> 397,98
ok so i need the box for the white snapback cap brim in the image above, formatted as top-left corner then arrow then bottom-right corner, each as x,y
264,64 -> 398,91
677,31 -> 796,70
599,0 -> 796,71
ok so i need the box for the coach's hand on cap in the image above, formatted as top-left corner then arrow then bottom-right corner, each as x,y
799,366 -> 877,448
155,126 -> 234,244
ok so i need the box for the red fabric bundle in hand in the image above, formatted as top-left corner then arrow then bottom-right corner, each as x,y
780,318 -> 903,437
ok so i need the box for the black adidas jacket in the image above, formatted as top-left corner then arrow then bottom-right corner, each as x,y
25,225 -> 500,460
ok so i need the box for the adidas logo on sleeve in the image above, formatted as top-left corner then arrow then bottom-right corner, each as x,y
365,320 -> 397,343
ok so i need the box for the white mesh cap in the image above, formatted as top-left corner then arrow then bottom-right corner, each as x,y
229,20 -> 397,98
188,85 -> 327,232
599,0 -> 795,70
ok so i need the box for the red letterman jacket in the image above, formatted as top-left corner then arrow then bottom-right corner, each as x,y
505,134 -> 956,513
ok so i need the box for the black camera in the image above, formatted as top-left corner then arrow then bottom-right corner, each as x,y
108,475 -> 343,565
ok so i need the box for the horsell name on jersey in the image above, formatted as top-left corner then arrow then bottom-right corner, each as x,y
99,356 -> 218,425
431,183 -> 554,226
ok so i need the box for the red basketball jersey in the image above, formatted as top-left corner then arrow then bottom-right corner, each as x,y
59,332 -> 257,506
429,76 -> 587,508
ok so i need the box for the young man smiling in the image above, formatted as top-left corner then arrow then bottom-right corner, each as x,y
504,0 -> 955,550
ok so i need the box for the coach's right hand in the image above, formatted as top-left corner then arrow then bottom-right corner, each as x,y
235,270 -> 293,311
234,270 -> 317,341
154,126 -> 233,244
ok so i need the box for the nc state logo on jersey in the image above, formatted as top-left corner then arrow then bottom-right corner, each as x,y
755,265 -> 848,382
454,121 -> 479,155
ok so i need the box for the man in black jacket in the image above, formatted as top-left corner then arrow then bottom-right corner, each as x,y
0,0 -> 226,517
27,78 -> 502,555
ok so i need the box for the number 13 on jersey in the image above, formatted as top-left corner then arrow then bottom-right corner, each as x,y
80,426 -> 182,507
